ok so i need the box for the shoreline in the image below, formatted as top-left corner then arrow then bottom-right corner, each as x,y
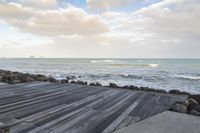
0,69 -> 192,96
0,69 -> 200,119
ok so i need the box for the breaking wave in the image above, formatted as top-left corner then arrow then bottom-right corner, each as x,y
174,74 -> 200,80
90,60 -> 115,63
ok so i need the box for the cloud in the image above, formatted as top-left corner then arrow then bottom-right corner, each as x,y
133,0 -> 200,39
0,2 -> 110,36
112,0 -> 200,43
1,0 -> 58,9
87,0 -> 144,10
23,0 -> 58,9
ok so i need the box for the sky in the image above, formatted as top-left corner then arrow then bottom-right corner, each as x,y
0,0 -> 200,58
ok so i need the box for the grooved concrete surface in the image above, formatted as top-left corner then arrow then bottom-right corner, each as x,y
0,82 -> 187,133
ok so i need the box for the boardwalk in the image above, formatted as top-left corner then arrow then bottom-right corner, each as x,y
0,82 -> 187,133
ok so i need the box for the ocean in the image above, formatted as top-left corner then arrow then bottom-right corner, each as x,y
0,58 -> 200,94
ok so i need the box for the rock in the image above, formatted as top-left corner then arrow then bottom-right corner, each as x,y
34,74 -> 48,81
181,91 -> 191,95
122,85 -> 130,89
170,103 -> 188,113
190,109 -> 200,116
168,90 -> 190,95
0,75 -> 3,81
130,85 -> 140,90
70,81 -> 77,84
168,89 -> 182,94
109,83 -> 118,88
140,87 -> 150,91
89,83 -> 96,86
188,99 -> 200,113
19,76 -> 34,83
77,80 -> 87,85
89,82 -> 102,86
156,89 -> 167,93
188,95 -> 200,104
61,79 -> 68,83
47,77 -> 57,83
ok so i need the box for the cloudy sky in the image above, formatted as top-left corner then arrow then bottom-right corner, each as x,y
0,0 -> 199,58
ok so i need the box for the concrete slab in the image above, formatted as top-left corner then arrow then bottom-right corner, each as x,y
114,111 -> 200,133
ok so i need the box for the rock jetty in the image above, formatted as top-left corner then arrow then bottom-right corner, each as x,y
170,94 -> 200,116
0,69 -> 57,84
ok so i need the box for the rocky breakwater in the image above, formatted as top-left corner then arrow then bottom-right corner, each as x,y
0,69 -> 57,84
170,94 -> 200,117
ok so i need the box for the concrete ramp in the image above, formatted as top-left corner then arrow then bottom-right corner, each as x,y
114,111 -> 200,133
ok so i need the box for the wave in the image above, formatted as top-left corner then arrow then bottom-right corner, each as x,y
174,74 -> 200,80
90,60 -> 115,63
148,64 -> 159,68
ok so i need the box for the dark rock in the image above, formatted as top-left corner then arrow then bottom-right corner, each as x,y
109,83 -> 118,88
89,83 -> 96,86
188,99 -> 200,113
156,89 -> 167,93
130,85 -> 140,90
168,90 -> 181,94
168,90 -> 191,95
70,81 -> 77,84
170,103 -> 188,113
181,91 -> 191,95
19,76 -> 34,83
188,95 -> 200,104
89,82 -> 102,86
47,77 -> 57,83
61,79 -> 68,83
122,85 -> 130,89
140,87 -> 150,91
77,80 -> 87,85
190,109 -> 200,116
34,74 -> 48,81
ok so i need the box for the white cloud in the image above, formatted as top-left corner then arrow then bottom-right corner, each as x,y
0,0 -> 200,58
87,0 -> 145,10
0,3 -> 110,36
24,0 -> 58,9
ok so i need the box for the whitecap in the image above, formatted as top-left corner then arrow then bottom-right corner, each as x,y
174,74 -> 200,80
91,60 -> 115,63
148,64 -> 159,68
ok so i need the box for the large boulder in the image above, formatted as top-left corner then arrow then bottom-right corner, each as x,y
190,109 -> 200,116
61,79 -> 68,83
109,83 -> 118,88
89,82 -> 102,86
130,85 -> 140,90
77,80 -> 87,85
188,95 -> 200,104
168,90 -> 190,95
170,103 -> 188,113
187,98 -> 200,113
19,76 -> 34,83
47,77 -> 57,83
34,74 -> 48,81
169,90 -> 181,94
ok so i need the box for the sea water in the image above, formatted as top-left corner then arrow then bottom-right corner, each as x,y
0,58 -> 200,94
